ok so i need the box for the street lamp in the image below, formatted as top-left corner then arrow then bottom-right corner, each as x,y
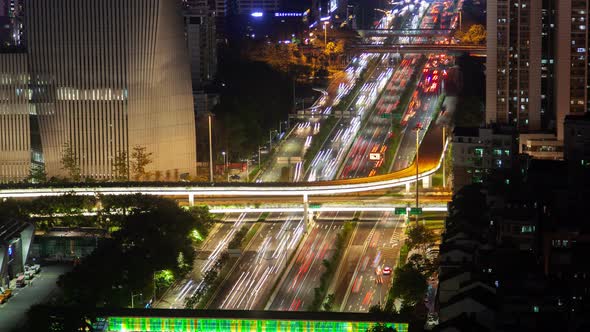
131,292 -> 143,308
414,123 -> 422,224
269,129 -> 278,152
323,21 -> 329,45
207,113 -> 215,183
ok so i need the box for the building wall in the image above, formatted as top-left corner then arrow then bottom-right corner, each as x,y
564,116 -> 590,163
486,0 -> 542,132
23,0 -> 196,180
555,0 -> 589,140
237,0 -> 279,14
0,53 -> 31,182
452,128 -> 514,191
185,11 -> 217,90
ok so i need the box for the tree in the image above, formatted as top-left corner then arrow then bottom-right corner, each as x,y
406,224 -> 436,253
458,24 -> 486,44
322,293 -> 335,311
28,163 -> 47,183
60,141 -> 81,182
407,253 -> 437,277
366,323 -> 397,332
130,145 -> 152,181
389,264 -> 427,307
112,151 -> 129,181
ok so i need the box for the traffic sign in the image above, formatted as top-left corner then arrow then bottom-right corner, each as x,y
380,113 -> 392,119
394,207 -> 407,215
409,207 -> 423,215
309,203 -> 321,209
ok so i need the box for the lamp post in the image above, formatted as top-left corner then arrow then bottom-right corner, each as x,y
415,123 -> 422,224
208,113 -> 214,183
258,146 -> 262,168
269,129 -> 278,152
131,292 -> 142,308
442,126 -> 446,188
323,21 -> 329,45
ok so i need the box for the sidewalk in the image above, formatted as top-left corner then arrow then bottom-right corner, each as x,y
0,264 -> 72,332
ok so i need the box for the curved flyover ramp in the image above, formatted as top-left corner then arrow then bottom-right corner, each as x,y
0,126 -> 446,198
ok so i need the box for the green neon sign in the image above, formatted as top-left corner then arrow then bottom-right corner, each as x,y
104,316 -> 410,332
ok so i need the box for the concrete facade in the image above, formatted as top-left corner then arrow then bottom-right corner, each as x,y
0,0 -> 197,182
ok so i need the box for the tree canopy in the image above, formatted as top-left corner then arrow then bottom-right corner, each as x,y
456,24 -> 486,44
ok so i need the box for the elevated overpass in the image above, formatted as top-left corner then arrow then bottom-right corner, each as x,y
0,126 -> 447,200
347,43 -> 485,56
357,28 -> 454,38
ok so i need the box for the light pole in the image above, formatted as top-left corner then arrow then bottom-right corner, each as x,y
323,21 -> 329,45
415,124 -> 422,224
269,129 -> 278,152
245,159 -> 249,182
442,126 -> 446,188
131,292 -> 142,308
222,151 -> 227,181
258,146 -> 262,168
208,113 -> 214,182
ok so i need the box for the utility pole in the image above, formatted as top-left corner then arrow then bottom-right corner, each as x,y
208,113 -> 214,182
415,125 -> 421,224
442,126 -> 446,188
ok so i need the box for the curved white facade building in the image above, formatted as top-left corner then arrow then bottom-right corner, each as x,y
0,0 -> 196,182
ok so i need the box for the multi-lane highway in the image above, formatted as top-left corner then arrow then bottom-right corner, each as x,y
156,212 -> 260,308
337,212 -> 406,312
266,212 -> 353,311
209,214 -> 304,310
258,55 -> 377,183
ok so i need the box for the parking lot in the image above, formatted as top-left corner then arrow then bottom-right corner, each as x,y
0,264 -> 71,332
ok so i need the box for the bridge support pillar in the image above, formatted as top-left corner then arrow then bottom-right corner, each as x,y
303,194 -> 310,232
422,175 -> 431,189
405,183 -> 411,192
188,194 -> 195,207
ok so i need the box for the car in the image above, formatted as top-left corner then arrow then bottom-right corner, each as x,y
16,275 -> 26,288
383,266 -> 392,275
230,174 -> 240,180
23,268 -> 34,280
25,264 -> 41,274
0,287 -> 11,298
0,293 -> 7,304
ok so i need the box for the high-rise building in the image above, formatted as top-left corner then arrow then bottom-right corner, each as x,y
487,0 -> 590,141
486,0 -> 542,132
0,0 -> 197,182
236,0 -> 279,14
555,0 -> 589,140
184,1 -> 217,90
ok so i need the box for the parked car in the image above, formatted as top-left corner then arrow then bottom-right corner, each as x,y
25,264 -> 41,274
23,268 -> 35,280
0,293 -> 7,304
16,275 -> 26,288
0,287 -> 11,298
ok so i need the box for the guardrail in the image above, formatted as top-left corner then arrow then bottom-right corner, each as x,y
0,125 -> 447,198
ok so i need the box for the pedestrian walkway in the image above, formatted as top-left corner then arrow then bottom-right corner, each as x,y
0,264 -> 71,332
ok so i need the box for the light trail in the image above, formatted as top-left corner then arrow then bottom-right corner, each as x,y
208,206 -> 447,213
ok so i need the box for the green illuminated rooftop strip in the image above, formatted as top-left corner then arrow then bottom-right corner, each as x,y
106,317 -> 409,332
